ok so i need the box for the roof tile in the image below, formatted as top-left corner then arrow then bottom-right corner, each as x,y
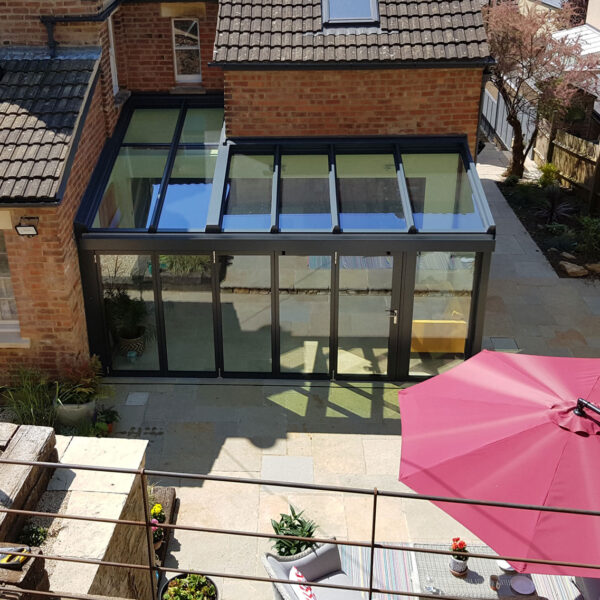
214,0 -> 491,65
0,48 -> 98,204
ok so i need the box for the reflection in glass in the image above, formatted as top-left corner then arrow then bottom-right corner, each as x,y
158,149 -> 218,230
222,154 -> 273,231
328,0 -> 375,20
122,109 -> 179,144
336,154 -> 405,230
337,256 -> 393,375
100,255 -> 158,371
160,255 -> 215,371
402,154 -> 483,232
279,155 -> 331,231
279,256 -> 330,373
409,251 -> 475,376
180,108 -> 224,144
93,148 -> 168,229
219,255 -> 271,372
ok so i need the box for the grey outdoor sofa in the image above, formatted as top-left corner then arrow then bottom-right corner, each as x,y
262,543 -> 363,600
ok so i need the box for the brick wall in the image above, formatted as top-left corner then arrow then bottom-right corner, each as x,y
0,81 -> 112,380
224,67 -> 484,155
113,2 -> 223,92
0,1 -> 106,46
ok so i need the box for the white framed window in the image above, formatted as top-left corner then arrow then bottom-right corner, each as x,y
107,14 -> 119,96
172,18 -> 202,84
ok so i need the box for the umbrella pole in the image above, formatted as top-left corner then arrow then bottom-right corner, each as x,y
574,398 -> 600,417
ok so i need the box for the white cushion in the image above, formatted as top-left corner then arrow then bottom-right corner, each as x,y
289,566 -> 318,600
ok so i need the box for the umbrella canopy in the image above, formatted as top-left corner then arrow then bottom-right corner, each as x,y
398,350 -> 600,577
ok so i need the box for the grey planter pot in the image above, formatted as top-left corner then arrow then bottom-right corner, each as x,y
55,398 -> 96,428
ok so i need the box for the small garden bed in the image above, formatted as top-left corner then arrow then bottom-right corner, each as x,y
498,166 -> 600,278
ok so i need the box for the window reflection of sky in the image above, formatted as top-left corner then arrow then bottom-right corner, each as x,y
159,182 -> 212,230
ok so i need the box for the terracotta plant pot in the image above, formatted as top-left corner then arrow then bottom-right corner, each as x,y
153,540 -> 163,551
449,556 -> 468,577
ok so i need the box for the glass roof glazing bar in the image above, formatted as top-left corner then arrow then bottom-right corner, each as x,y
328,145 -> 340,233
205,124 -> 230,232
465,156 -> 496,234
270,146 -> 281,233
148,104 -> 187,233
394,144 -> 416,233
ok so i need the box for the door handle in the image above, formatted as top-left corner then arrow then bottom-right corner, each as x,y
385,308 -> 398,324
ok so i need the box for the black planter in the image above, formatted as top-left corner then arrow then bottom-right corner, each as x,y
159,574 -> 218,600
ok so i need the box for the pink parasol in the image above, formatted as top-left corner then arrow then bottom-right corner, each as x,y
399,350 -> 600,577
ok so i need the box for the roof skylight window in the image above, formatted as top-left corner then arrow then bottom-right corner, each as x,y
322,0 -> 379,25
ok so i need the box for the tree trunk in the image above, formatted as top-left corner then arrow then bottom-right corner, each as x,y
507,114 -> 526,178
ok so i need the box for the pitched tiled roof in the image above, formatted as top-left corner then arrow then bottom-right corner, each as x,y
0,47 -> 100,204
213,0 -> 491,65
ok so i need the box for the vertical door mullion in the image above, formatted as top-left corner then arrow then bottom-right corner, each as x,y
396,251 -> 417,380
465,251 -> 490,357
330,251 -> 339,379
388,253 -> 402,380
90,252 -> 113,373
272,252 -> 279,376
212,251 -> 224,376
151,253 -> 168,374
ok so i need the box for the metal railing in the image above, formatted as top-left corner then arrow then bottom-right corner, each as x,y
1,457 -> 599,600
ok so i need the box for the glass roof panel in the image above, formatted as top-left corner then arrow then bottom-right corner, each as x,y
402,153 -> 484,232
336,154 -> 406,231
158,148 -> 218,231
122,108 -> 179,144
93,147 -> 168,229
180,108 -> 224,144
328,0 -> 375,21
279,154 -> 331,231
222,154 -> 273,232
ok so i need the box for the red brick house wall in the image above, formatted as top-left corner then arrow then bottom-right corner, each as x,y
0,0 -> 106,46
113,2 -> 223,92
224,68 -> 483,156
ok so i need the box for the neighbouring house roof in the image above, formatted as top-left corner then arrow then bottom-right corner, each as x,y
553,23 -> 600,55
0,47 -> 100,204
552,24 -> 600,115
213,0 -> 492,66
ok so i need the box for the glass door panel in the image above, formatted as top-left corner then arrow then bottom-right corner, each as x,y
159,255 -> 215,371
99,254 -> 159,371
409,251 -> 475,376
219,255 -> 272,373
337,256 -> 394,375
279,255 -> 331,374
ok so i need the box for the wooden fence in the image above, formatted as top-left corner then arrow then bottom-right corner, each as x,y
534,128 -> 600,214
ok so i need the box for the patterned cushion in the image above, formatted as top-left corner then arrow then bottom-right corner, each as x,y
289,566 -> 317,600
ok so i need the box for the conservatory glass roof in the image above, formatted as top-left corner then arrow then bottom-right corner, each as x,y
89,105 -> 494,235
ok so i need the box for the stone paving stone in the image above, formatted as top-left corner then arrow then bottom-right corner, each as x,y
312,434 -> 366,475
363,438 -> 402,476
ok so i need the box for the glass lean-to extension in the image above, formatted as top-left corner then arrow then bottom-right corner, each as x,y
80,102 -> 495,380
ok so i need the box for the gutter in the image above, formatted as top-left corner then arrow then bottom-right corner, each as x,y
40,0 -> 122,57
210,57 -> 496,71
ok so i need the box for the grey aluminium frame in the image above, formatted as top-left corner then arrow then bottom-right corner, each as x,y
76,97 -> 495,380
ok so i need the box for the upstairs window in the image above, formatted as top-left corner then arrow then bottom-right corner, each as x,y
172,18 -> 202,83
322,0 -> 379,25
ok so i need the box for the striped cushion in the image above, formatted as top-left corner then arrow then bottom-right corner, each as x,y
289,566 -> 317,600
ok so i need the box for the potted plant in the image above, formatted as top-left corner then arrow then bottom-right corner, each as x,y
449,537 -> 469,577
103,288 -> 152,358
151,503 -> 166,524
160,573 -> 218,600
152,519 -> 164,550
270,505 -> 317,557
54,356 -> 104,428
96,405 -> 120,434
